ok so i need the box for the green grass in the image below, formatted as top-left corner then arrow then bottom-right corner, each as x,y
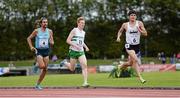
1,57 -> 179,67
0,59 -> 115,67
0,60 -> 34,67
0,71 -> 180,87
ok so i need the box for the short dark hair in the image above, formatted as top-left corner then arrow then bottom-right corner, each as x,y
128,10 -> 137,16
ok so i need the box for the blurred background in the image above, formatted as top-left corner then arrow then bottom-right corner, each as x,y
0,0 -> 179,61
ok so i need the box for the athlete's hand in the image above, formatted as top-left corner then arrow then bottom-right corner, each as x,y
50,42 -> 54,48
50,41 -> 54,46
137,26 -> 143,33
137,26 -> 147,36
116,37 -> 121,42
85,47 -> 89,52
73,45 -> 82,51
30,47 -> 35,51
30,47 -> 37,53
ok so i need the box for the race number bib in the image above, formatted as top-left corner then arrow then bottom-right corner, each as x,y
39,39 -> 48,48
132,38 -> 137,43
131,35 -> 139,44
79,39 -> 83,46
125,44 -> 130,48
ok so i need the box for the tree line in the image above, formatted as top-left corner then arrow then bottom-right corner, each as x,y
0,0 -> 179,60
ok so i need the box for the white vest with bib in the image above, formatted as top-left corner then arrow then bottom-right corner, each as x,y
125,21 -> 140,45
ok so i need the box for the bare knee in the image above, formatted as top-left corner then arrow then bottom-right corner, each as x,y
132,58 -> 138,65
126,61 -> 132,66
81,64 -> 88,71
42,68 -> 47,72
70,68 -> 75,72
39,64 -> 46,69
69,64 -> 76,71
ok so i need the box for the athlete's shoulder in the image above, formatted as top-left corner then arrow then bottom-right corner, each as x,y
70,27 -> 76,31
137,20 -> 143,25
82,30 -> 86,34
46,28 -> 52,32
36,27 -> 41,31
34,28 -> 38,32
124,22 -> 129,24
33,28 -> 39,33
122,22 -> 128,29
72,27 -> 78,31
123,22 -> 128,26
70,28 -> 77,35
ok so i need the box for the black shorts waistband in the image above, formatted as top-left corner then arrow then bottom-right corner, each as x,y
125,44 -> 140,54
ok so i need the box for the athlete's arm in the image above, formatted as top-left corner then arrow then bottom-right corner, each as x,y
138,21 -> 148,36
27,29 -> 37,51
49,29 -> 54,46
116,23 -> 125,42
83,43 -> 89,51
66,29 -> 81,50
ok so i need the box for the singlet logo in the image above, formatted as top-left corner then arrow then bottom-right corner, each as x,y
125,44 -> 130,48
39,38 -> 48,48
130,30 -> 138,34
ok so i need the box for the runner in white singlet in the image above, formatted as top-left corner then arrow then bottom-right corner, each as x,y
69,27 -> 85,52
60,17 -> 90,87
126,21 -> 140,45
116,10 -> 148,83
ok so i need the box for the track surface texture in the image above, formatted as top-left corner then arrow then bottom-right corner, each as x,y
0,87 -> 180,98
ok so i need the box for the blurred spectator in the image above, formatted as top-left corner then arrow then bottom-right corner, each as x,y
8,61 -> 15,69
170,54 -> 176,64
157,52 -> 161,60
121,54 -> 125,60
51,55 -> 58,62
160,52 -> 166,64
177,52 -> 180,62
137,51 -> 142,65
0,67 -> 9,75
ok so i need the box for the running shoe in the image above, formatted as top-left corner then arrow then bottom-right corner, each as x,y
141,79 -> 146,84
82,83 -> 90,87
35,84 -> 43,90
60,59 -> 67,67
32,65 -> 39,73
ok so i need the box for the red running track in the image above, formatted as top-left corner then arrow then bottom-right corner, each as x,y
0,88 -> 180,98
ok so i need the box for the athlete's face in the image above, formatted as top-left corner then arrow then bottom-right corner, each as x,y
78,20 -> 85,30
129,14 -> 137,22
41,19 -> 48,28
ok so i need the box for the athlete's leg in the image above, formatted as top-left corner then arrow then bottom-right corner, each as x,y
36,55 -> 48,85
78,55 -> 88,86
68,58 -> 77,71
32,57 -> 39,73
61,49 -> 77,71
126,50 -> 146,83
118,60 -> 132,69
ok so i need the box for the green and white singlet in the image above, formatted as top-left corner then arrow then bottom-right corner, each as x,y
70,28 -> 85,52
